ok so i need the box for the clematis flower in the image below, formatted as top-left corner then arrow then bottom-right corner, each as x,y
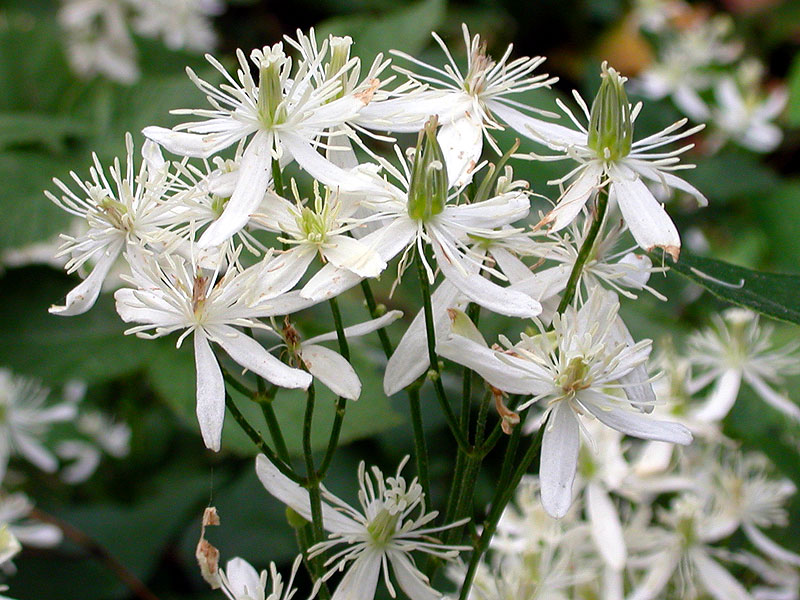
688,308 -> 800,423
114,249 -> 317,451
301,118 -> 542,320
256,455 -> 468,600
438,288 -> 692,518
384,24 -> 582,187
47,134 -> 178,316
535,62 -> 707,261
218,555 -> 303,600
0,493 -> 62,550
143,32 -> 386,248
0,369 -> 76,482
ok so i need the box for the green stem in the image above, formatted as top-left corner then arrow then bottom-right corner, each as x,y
317,298 -> 350,478
221,369 -> 256,398
457,417 -> 547,600
555,188 -> 609,314
260,398 -> 290,464
359,280 -> 393,356
272,159 -> 285,198
224,393 -> 302,484
414,251 -> 470,452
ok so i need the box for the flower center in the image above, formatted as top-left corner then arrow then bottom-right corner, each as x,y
557,356 -> 591,395
587,62 -> 633,162
407,116 -> 447,222
256,46 -> 288,127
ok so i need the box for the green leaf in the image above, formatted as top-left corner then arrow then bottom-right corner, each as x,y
663,249 -> 800,325
0,112 -> 91,152
0,267 -> 158,385
315,0 -> 446,65
756,180 -> 800,272
681,150 -> 780,204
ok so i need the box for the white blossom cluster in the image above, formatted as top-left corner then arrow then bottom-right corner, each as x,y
36,23 -> 798,600
58,0 -> 224,83
630,0 -> 787,153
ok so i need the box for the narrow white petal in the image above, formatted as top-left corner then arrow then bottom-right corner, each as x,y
199,132 -> 272,248
694,369 -> 742,422
744,373 -> 800,421
50,241 -> 123,316
305,310 -> 404,345
388,549 -> 441,600
253,248 -> 316,301
743,522 -> 800,567
301,344 -> 361,400
587,482 -> 627,570
540,403 -> 580,518
142,125 -> 248,159
193,332 -> 225,451
611,166 -> 680,260
627,549 -> 680,600
608,315 -> 656,411
322,235 -> 387,278
491,246 -> 535,284
255,455 -> 360,534
437,115 -> 483,188
212,325 -> 311,390
281,133 -> 374,194
583,403 -> 692,445
540,163 -> 603,232
691,548 -> 751,600
330,551 -> 382,600
489,101 -> 587,147
224,558 -> 263,599
14,434 -> 58,473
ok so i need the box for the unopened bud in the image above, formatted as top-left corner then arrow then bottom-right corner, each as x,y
588,62 -> 632,161
286,507 -> 309,530
407,116 -> 448,222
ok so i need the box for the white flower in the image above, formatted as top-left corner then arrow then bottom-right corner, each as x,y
218,555 -> 302,600
0,526 -> 20,567
0,493 -> 62,550
129,0 -> 223,53
438,288 -> 692,518
59,0 -> 140,83
143,34 -> 382,247
688,308 -> 800,423
386,24 -> 581,187
0,370 -> 76,482
301,128 -> 542,320
537,62 -> 707,261
47,134 -> 178,316
113,249 -> 316,450
256,455 -> 468,600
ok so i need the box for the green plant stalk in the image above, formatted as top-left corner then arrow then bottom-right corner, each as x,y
414,251 -> 470,452
317,297 -> 350,478
555,188 -> 609,314
359,278 -> 430,502
272,159 -> 285,198
224,392 -> 302,484
458,420 -> 547,600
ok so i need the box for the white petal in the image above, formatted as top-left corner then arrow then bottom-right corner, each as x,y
193,332 -> 225,451
587,481 -> 627,570
199,132 -> 273,248
255,455 -> 360,534
14,434 -> 58,473
445,193 -> 530,229
330,551 -> 382,600
281,133 -> 373,194
388,549 -> 440,600
437,115 -> 483,188
540,403 -> 580,518
694,369 -> 742,422
691,548 -> 751,600
744,373 -> 800,422
611,166 -> 680,260
50,241 -> 123,316
142,125 -> 248,159
490,246 -> 534,284
627,549 -> 680,600
633,441 -> 674,477
634,162 -> 708,207
301,344 -> 361,400
583,403 -> 692,445
540,163 -> 603,232
252,248 -> 316,302
11,523 -> 62,547
322,235 -> 387,278
212,325 -> 311,390
384,282 -> 462,396
608,315 -> 656,411
304,310 -> 404,346
743,522 -> 800,567
489,101 -> 587,147
224,558 -> 263,599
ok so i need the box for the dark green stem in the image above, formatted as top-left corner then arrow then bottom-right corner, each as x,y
359,280 -> 393,356
555,188 -> 609,314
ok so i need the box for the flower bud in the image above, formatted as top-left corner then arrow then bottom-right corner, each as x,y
587,62 -> 633,161
407,116 -> 448,222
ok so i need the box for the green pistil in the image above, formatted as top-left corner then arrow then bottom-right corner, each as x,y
407,116 -> 448,222
587,63 -> 633,162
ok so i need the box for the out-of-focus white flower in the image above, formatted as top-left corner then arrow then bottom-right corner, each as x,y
218,555 -> 302,600
0,493 -> 62,550
256,455 -> 468,600
688,308 -> 800,423
0,526 -> 20,567
0,370 -> 76,482
632,0 -> 691,33
536,63 -> 706,261
129,0 -> 223,53
143,32 -> 385,247
59,0 -> 139,84
439,288 -> 692,518
386,24 -> 581,187
114,249 -> 317,451
632,14 -> 742,119
47,135 -> 179,316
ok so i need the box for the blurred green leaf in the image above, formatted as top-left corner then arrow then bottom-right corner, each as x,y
0,113 -> 91,152
787,50 -> 800,128
682,150 -> 780,204
315,0 -> 446,64
663,249 -> 800,325
756,180 -> 800,272
0,267 -> 157,384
